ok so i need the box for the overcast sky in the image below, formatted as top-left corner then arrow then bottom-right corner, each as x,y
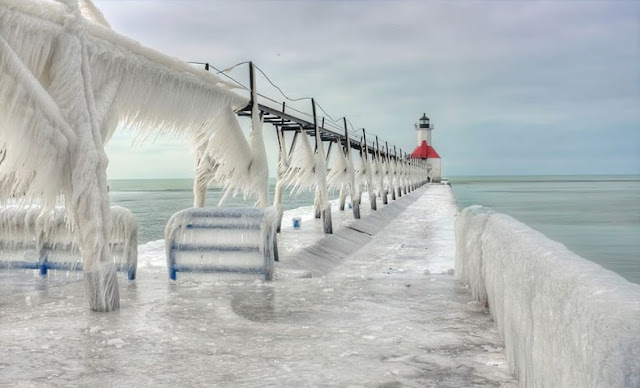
97,0 -> 640,178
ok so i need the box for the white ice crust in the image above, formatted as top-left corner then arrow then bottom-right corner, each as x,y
164,206 -> 278,280
0,0 -> 259,310
0,205 -> 137,276
455,205 -> 640,388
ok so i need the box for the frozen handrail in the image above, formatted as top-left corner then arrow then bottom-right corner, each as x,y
455,206 -> 640,388
0,206 -> 138,280
165,207 -> 279,281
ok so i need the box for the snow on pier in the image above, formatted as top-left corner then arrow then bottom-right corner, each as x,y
0,185 -> 517,387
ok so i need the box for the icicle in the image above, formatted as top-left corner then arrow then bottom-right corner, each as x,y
282,131 -> 316,195
358,142 -> 376,211
273,128 -> 289,232
78,0 -> 111,28
380,153 -> 389,204
1,0 -> 262,310
326,141 -> 346,188
343,132 -> 359,218
314,137 -> 332,233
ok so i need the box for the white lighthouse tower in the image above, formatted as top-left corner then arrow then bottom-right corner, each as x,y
416,113 -> 433,146
410,113 -> 441,182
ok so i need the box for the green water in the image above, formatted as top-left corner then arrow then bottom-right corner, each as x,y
450,175 -> 640,284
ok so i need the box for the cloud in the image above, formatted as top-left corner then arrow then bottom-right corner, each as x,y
97,0 -> 640,178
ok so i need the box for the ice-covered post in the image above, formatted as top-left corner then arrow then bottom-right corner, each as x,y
385,142 -> 394,201
312,99 -> 332,234
376,137 -> 388,205
192,65 -> 213,208
338,171 -> 347,211
247,62 -> 270,208
409,153 -> 414,191
407,154 -> 413,192
274,123 -> 287,232
400,149 -> 407,195
406,151 -> 412,193
413,159 -> 417,188
394,146 -> 402,198
193,140 -> 217,208
362,129 -> 376,211
274,127 -> 300,231
343,118 -> 360,219
61,0 -> 119,311
313,118 -> 330,219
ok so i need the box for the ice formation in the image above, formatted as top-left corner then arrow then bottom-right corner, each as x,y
164,207 -> 278,281
399,158 -> 407,194
379,152 -> 389,203
326,138 -> 356,215
343,132 -> 360,218
370,152 -> 382,200
387,153 -> 397,200
272,128 -> 292,230
455,205 -> 640,388
204,100 -> 270,209
401,158 -> 410,194
0,0 -> 258,310
313,132 -> 332,233
0,205 -> 137,279
355,143 -> 376,210
282,130 -> 317,195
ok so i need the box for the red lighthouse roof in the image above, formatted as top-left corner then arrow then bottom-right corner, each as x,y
410,141 -> 440,159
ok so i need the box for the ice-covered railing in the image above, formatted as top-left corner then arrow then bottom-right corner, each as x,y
0,0 -> 257,311
165,207 -> 278,281
455,206 -> 640,388
0,206 -> 137,280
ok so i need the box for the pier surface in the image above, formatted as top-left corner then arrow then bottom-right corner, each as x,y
0,185 -> 517,387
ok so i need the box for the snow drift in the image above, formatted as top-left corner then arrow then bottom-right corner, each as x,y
455,205 -> 640,388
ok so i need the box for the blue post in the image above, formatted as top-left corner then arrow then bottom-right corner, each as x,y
168,243 -> 177,280
39,251 -> 48,277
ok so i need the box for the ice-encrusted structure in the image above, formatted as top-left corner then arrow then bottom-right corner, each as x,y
399,158 -> 408,194
0,205 -> 137,279
343,133 -> 360,217
327,138 -> 357,215
272,128 -> 292,230
355,146 -> 376,210
282,131 -> 316,195
313,133 -> 332,232
326,140 -> 348,196
199,97 -> 270,209
164,207 -> 278,281
370,152 -> 383,202
455,205 -> 640,388
0,0 -> 257,310
379,153 -> 389,203
387,154 -> 397,200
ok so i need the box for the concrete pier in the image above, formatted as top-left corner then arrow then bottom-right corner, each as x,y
0,185 -> 516,387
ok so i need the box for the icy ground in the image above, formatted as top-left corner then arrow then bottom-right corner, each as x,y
0,185 -> 516,387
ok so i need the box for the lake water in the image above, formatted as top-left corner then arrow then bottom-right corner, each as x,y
449,175 -> 640,284
108,175 -> 639,284
108,178 -> 321,244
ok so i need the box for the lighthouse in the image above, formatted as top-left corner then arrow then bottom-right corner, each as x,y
410,113 -> 441,182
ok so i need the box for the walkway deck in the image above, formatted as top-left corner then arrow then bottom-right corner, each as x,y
0,185 -> 517,387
